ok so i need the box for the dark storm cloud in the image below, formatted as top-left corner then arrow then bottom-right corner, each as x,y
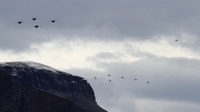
1,0 -> 200,51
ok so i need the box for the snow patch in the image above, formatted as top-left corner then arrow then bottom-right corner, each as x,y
0,61 -> 59,73
11,73 -> 17,76
24,61 -> 58,73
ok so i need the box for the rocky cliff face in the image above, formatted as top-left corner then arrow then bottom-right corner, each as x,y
0,69 -> 89,112
0,61 -> 106,112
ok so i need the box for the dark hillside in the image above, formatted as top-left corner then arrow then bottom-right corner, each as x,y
0,62 -> 107,112
0,69 -> 89,112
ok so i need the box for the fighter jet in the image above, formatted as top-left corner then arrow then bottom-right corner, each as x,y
109,80 -> 111,82
51,19 -> 56,23
33,25 -> 39,28
108,74 -> 111,76
134,78 -> 137,81
147,81 -> 150,83
121,76 -> 124,78
17,21 -> 22,24
32,17 -> 37,21
175,39 -> 178,41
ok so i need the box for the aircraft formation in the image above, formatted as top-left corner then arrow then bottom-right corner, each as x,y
17,17 -> 56,28
16,18 -> 179,42
79,74 -> 152,84
68,74 -> 149,84
71,62 -> 179,84
16,17 -> 179,85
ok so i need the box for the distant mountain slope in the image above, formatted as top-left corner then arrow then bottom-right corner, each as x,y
0,61 -> 107,112
0,69 -> 89,112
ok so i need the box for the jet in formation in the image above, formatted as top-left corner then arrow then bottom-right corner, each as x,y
33,25 -> 39,28
51,19 -> 56,23
17,17 -> 57,28
17,21 -> 22,24
32,17 -> 37,21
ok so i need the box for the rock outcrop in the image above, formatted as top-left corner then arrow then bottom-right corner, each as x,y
0,69 -> 89,112
0,61 -> 106,112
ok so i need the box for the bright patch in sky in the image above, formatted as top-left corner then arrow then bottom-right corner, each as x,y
0,34 -> 199,71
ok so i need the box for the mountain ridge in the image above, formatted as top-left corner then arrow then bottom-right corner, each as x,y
0,61 -> 107,112
0,69 -> 89,112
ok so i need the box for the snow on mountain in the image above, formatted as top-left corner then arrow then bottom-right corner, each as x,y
0,61 -> 95,101
0,61 -> 60,73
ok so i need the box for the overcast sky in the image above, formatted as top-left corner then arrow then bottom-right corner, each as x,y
1,0 -> 200,111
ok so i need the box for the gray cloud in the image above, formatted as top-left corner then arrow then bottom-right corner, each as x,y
1,0 -> 200,111
67,56 -> 200,111
1,0 -> 200,51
